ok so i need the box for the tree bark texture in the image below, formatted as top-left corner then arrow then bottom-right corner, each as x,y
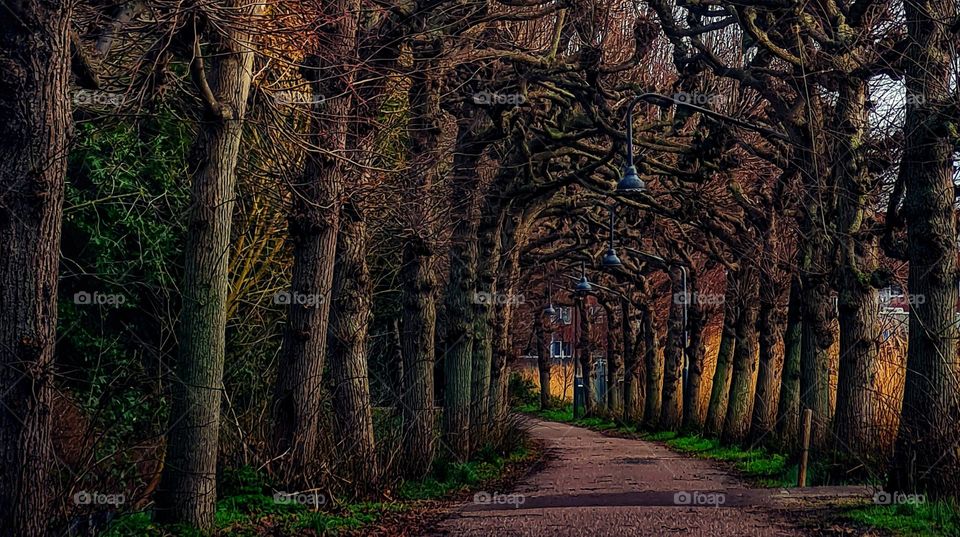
890,0 -> 960,496
706,270 -> 738,436
832,78 -> 885,463
660,266 -> 685,430
775,276 -> 803,450
441,119 -> 485,460
156,3 -> 255,527
723,266 -> 761,444
0,1 -> 71,533
642,304 -> 663,429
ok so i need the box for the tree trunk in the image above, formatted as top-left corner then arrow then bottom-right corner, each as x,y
642,305 -> 662,428
723,266 -> 761,444
441,117 -> 485,460
706,270 -> 738,436
832,78 -> 884,463
155,4 -> 255,527
488,212 -> 524,438
799,229 -> 836,452
750,267 -> 788,446
470,206 -> 503,445
622,297 -> 644,423
604,301 -> 623,416
536,314 -> 552,410
400,236 -> 439,477
577,298 -> 596,416
399,37 -> 444,478
775,276 -> 803,449
682,270 -> 708,431
890,0 -> 960,496
0,1 -> 70,533
271,17 -> 359,481
328,198 -> 377,493
660,266 -> 685,430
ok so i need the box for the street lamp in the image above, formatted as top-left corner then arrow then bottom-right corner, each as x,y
616,95 -> 654,194
574,262 -> 593,295
543,282 -> 558,319
600,204 -> 622,267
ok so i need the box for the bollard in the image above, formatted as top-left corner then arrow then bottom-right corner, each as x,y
573,377 -> 585,419
798,408 -> 813,487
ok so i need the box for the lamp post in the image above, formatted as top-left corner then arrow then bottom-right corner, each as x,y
617,92 -> 792,194
601,204 -> 623,267
543,282 -> 558,320
574,261 -> 593,295
617,94 -> 662,194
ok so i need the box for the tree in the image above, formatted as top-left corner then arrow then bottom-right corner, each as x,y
682,266 -> 709,430
775,277 -> 804,449
271,50 -> 348,488
722,265 -> 761,444
641,302 -> 662,429
0,0 -> 71,533
441,106 -> 489,459
535,310 -> 552,410
399,35 -> 444,478
659,266 -> 685,430
888,0 -> 960,496
705,270 -> 738,436
621,295 -> 644,423
576,297 -> 596,416
156,1 -> 257,527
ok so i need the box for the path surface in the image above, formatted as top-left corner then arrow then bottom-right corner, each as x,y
433,418 -> 860,536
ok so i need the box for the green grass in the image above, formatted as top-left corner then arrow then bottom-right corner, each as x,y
102,495 -> 410,537
654,433 -> 790,486
398,444 -> 530,500
518,403 -> 639,434
845,501 -> 960,537
103,442 -> 534,536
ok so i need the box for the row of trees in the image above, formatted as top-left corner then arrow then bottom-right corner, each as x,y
0,0 -> 957,535
520,0 -> 960,498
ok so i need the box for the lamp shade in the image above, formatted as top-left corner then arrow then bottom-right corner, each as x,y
601,248 -> 622,267
574,275 -> 593,295
617,165 -> 646,193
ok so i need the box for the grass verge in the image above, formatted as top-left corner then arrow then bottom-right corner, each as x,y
101,440 -> 539,536
519,402 -> 960,536
843,501 -> 960,537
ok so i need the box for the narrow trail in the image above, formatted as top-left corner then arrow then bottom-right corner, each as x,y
433,417 -> 864,536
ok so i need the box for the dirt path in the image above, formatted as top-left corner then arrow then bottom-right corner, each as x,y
432,417 -> 861,536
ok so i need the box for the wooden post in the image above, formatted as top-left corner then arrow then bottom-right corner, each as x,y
798,408 -> 813,487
